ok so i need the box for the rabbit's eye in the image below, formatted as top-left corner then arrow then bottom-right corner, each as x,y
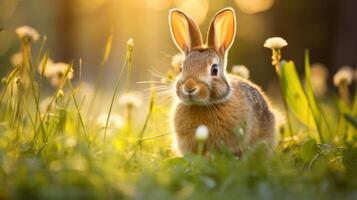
211,64 -> 218,76
179,65 -> 182,72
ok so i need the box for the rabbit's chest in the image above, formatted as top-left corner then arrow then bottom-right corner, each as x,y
173,104 -> 247,139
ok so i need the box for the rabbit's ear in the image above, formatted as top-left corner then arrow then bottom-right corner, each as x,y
169,9 -> 203,54
207,8 -> 236,56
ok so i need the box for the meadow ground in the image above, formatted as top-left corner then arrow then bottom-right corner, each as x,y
0,28 -> 357,200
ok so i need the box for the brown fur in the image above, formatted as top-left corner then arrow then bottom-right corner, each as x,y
173,75 -> 275,155
169,8 -> 275,156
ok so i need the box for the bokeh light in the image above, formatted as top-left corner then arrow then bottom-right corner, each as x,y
0,31 -> 14,56
145,0 -> 172,10
174,0 -> 209,24
0,0 -> 18,20
234,0 -> 274,14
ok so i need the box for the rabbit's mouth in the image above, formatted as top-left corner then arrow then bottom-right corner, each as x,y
176,80 -> 210,105
178,91 -> 210,105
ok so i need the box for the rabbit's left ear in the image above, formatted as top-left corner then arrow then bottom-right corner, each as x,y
169,9 -> 203,54
207,8 -> 236,57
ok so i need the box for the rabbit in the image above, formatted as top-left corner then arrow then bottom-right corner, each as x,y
168,7 -> 276,156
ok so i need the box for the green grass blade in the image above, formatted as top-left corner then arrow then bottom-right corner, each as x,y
304,50 -> 331,142
279,60 -> 320,141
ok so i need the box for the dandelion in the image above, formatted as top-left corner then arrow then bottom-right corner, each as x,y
264,37 -> 288,50
10,52 -> 23,66
310,63 -> 328,97
333,66 -> 354,104
15,26 -> 39,42
231,65 -> 250,79
195,125 -> 208,141
96,113 -> 125,130
264,37 -> 288,71
14,77 -> 22,86
38,60 -> 74,88
264,37 -> 293,137
49,63 -> 74,88
119,92 -> 142,130
38,58 -> 55,77
195,124 -> 208,155
1,77 -> 7,86
126,38 -> 135,90
127,38 -> 135,49
119,92 -> 142,108
171,53 -> 184,73
15,26 -> 40,90
333,66 -> 354,87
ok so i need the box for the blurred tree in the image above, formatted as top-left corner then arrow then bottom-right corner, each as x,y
331,0 -> 357,72
56,0 -> 76,62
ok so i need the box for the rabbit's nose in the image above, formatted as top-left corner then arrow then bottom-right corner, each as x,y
182,78 -> 199,95
182,86 -> 199,95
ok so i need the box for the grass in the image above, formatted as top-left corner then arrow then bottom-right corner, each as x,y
0,31 -> 356,200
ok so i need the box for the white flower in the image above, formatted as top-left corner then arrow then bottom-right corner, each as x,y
264,37 -> 288,50
15,26 -> 40,41
38,61 -> 74,87
127,38 -> 134,49
231,65 -> 250,79
96,113 -> 125,130
195,125 -> 209,141
38,58 -> 55,77
171,53 -> 184,72
333,66 -> 354,87
10,52 -> 23,66
119,92 -> 142,108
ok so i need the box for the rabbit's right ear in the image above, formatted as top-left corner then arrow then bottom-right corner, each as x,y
207,8 -> 236,57
169,9 -> 203,54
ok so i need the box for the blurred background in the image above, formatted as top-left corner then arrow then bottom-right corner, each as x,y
0,0 -> 357,91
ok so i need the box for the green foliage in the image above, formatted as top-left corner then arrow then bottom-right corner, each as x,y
279,60 -> 318,137
0,35 -> 356,200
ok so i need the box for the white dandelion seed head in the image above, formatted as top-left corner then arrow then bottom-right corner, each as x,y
96,113 -> 125,130
46,62 -> 74,88
53,63 -> 74,79
171,53 -> 184,72
10,52 -> 23,67
38,58 -> 55,77
119,92 -> 142,108
195,125 -> 209,141
231,65 -> 250,79
15,26 -> 40,42
264,37 -> 288,50
127,38 -> 135,48
333,66 -> 354,87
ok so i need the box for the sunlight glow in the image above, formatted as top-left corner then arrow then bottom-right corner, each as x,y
234,0 -> 274,14
145,0 -> 172,10
175,0 -> 209,25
